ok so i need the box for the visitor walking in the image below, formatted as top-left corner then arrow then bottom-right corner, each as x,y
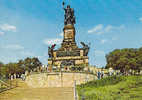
97,71 -> 101,79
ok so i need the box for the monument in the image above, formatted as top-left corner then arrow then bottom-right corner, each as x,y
48,3 -> 90,71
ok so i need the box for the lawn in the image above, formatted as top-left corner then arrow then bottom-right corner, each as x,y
77,75 -> 142,100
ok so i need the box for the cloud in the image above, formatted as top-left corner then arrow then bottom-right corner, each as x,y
88,24 -> 103,34
88,24 -> 125,35
105,25 -> 113,32
43,38 -> 62,45
139,17 -> 142,22
0,24 -> 16,32
0,50 -> 35,64
0,31 -> 4,36
60,32 -> 63,37
112,37 -> 118,41
2,44 -> 24,50
100,39 -> 108,44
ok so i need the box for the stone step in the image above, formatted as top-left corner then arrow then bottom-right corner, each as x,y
0,87 -> 74,100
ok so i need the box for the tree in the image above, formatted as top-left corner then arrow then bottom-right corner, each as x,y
106,48 -> 142,74
18,57 -> 42,71
0,61 -> 3,76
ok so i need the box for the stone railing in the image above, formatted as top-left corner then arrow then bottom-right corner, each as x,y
25,72 -> 97,88
0,79 -> 18,93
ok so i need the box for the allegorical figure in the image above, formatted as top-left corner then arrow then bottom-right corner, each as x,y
63,2 -> 76,25
80,42 -> 90,56
48,44 -> 56,58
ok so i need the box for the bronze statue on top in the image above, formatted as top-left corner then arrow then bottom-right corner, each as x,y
62,2 -> 76,25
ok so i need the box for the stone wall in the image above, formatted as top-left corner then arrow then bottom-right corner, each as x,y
25,72 -> 96,88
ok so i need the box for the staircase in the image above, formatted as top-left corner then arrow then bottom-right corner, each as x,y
0,80 -> 10,87
0,79 -> 75,100
0,80 -> 10,93
0,87 -> 74,100
0,79 -> 18,93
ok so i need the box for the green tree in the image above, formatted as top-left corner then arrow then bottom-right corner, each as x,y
106,48 -> 142,74
18,57 -> 42,71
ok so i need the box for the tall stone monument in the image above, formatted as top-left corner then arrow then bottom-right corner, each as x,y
48,3 -> 90,71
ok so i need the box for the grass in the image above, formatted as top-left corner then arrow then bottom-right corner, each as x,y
77,75 -> 142,100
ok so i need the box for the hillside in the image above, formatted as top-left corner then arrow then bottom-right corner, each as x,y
77,75 -> 142,100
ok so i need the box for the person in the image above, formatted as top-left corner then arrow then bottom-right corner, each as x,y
10,75 -> 13,80
97,71 -> 101,79
21,74 -> 26,81
82,95 -> 85,100
17,74 -> 19,78
101,71 -> 104,78
14,73 -> 16,79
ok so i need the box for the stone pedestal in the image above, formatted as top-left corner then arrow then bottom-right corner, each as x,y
48,24 -> 89,70
60,24 -> 78,51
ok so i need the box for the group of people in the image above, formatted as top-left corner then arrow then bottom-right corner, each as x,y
97,71 -> 104,79
9,73 -> 26,81
97,68 -> 121,79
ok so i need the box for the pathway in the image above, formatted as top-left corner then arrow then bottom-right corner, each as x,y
0,80 -> 74,100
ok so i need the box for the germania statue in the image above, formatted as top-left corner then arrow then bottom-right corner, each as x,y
62,2 -> 76,25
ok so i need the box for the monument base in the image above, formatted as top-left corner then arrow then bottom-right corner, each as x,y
48,22 -> 89,71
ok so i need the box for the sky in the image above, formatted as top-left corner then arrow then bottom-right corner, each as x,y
0,0 -> 142,67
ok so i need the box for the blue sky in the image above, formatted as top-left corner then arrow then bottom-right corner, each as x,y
0,0 -> 142,67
